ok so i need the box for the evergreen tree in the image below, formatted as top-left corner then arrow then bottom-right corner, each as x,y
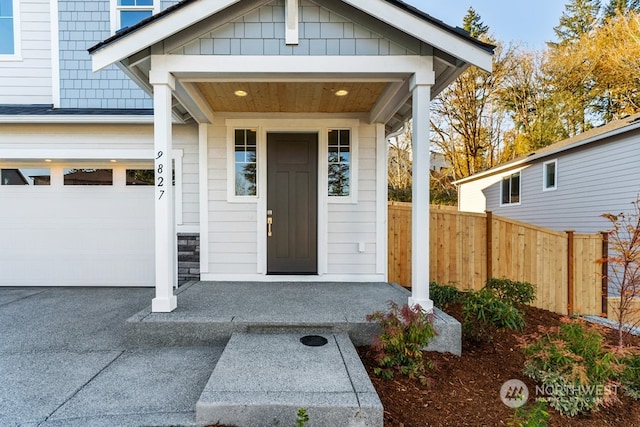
552,0 -> 601,45
603,0 -> 640,18
462,7 -> 489,39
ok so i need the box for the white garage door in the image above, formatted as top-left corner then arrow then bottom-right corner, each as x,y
0,165 -> 155,286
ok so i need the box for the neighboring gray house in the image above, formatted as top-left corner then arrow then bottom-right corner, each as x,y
456,113 -> 640,234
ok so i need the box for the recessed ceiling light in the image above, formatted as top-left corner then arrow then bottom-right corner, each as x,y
234,90 -> 248,97
110,159 -> 117,163
335,89 -> 349,97
44,159 -> 52,163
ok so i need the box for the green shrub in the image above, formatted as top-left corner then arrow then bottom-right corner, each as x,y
366,302 -> 436,384
430,282 -> 461,309
520,319 -> 620,416
620,353 -> 640,399
508,399 -> 550,427
485,278 -> 536,307
462,287 -> 525,342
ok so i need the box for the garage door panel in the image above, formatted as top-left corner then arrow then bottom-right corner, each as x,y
0,175 -> 155,287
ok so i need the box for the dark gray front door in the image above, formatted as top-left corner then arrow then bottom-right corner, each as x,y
267,132 -> 318,274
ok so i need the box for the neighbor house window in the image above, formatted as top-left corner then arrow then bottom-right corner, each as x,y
543,159 -> 557,191
116,0 -> 154,31
1,168 -> 50,185
501,171 -> 521,205
328,129 -> 350,197
64,169 -> 113,186
0,0 -> 15,55
234,129 -> 257,196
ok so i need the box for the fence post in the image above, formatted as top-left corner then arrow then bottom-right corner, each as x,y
486,211 -> 493,281
601,231 -> 609,318
566,230 -> 575,316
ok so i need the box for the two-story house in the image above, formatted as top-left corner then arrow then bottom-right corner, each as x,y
0,0 -> 493,312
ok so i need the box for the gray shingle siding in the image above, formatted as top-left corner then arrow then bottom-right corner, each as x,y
170,0 -> 416,56
58,0 -> 152,109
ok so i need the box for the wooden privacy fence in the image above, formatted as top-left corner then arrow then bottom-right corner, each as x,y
388,202 -> 607,316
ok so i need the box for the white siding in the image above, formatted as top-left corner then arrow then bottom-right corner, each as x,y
458,173 -> 504,213
327,123 -> 377,275
0,0 -> 53,104
204,118 -> 382,280
483,131 -> 640,233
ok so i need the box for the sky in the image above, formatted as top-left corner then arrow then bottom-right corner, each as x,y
404,0 -> 568,50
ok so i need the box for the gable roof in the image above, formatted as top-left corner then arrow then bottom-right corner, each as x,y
89,0 -> 493,58
455,112 -> 640,185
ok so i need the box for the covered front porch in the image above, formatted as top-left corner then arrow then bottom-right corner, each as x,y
126,281 -> 461,355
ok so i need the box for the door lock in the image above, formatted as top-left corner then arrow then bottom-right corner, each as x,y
267,210 -> 273,237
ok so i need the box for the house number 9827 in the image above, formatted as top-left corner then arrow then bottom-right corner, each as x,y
156,150 -> 165,200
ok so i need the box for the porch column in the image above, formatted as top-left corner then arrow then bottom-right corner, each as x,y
150,70 -> 177,312
408,72 -> 434,312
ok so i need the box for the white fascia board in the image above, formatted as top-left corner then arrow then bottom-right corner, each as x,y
152,55 -> 432,77
91,0 -> 242,72
341,0 -> 493,72
0,115 -> 155,124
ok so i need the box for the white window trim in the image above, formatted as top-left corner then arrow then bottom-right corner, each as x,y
0,0 -> 22,61
326,127 -> 359,205
499,171 -> 522,207
110,0 -> 160,34
542,159 -> 557,191
226,126 -> 260,203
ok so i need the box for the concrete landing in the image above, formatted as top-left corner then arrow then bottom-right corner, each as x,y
125,281 -> 462,355
196,332 -> 382,427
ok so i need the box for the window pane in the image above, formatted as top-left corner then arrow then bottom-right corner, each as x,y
328,129 -> 350,197
501,177 -> 510,204
1,168 -> 50,185
0,18 -> 14,55
64,169 -> 113,186
120,10 -> 151,29
546,163 -> 555,188
0,0 -> 13,16
235,163 -> 256,196
511,173 -> 520,203
126,169 -> 154,185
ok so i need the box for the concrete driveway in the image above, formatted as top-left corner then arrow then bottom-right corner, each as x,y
0,287 -> 224,427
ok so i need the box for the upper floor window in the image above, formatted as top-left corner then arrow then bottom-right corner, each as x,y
0,0 -> 15,55
501,171 -> 521,205
116,0 -> 154,31
543,159 -> 557,191
328,129 -> 350,197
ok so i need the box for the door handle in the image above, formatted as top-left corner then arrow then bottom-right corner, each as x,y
267,210 -> 273,237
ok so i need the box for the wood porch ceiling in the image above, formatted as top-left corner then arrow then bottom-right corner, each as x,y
193,81 -> 389,113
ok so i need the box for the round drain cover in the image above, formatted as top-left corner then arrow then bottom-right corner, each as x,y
300,335 -> 328,347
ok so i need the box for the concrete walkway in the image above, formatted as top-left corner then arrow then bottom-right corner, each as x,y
0,287 -> 224,427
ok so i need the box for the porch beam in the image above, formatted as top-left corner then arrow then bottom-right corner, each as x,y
175,82 -> 215,124
151,55 -> 431,77
408,69 -> 435,312
368,80 -> 410,125
150,70 -> 177,313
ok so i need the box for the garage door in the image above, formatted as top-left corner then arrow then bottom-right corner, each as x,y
0,164 -> 155,286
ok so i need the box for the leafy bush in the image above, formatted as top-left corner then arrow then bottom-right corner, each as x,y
520,319 -> 620,416
366,302 -> 436,384
462,287 -> 525,342
507,399 -> 550,427
430,282 -> 461,309
620,353 -> 640,399
485,278 -> 536,307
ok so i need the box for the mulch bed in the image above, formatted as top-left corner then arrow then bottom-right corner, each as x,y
357,304 -> 640,426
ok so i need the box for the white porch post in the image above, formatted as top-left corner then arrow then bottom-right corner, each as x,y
408,71 -> 434,312
151,70 -> 177,312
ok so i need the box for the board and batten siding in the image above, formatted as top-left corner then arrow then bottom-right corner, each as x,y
483,131 -> 640,234
0,0 -> 53,104
169,0 -> 419,56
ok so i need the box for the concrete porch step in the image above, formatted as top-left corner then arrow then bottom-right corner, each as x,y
195,332 -> 383,427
